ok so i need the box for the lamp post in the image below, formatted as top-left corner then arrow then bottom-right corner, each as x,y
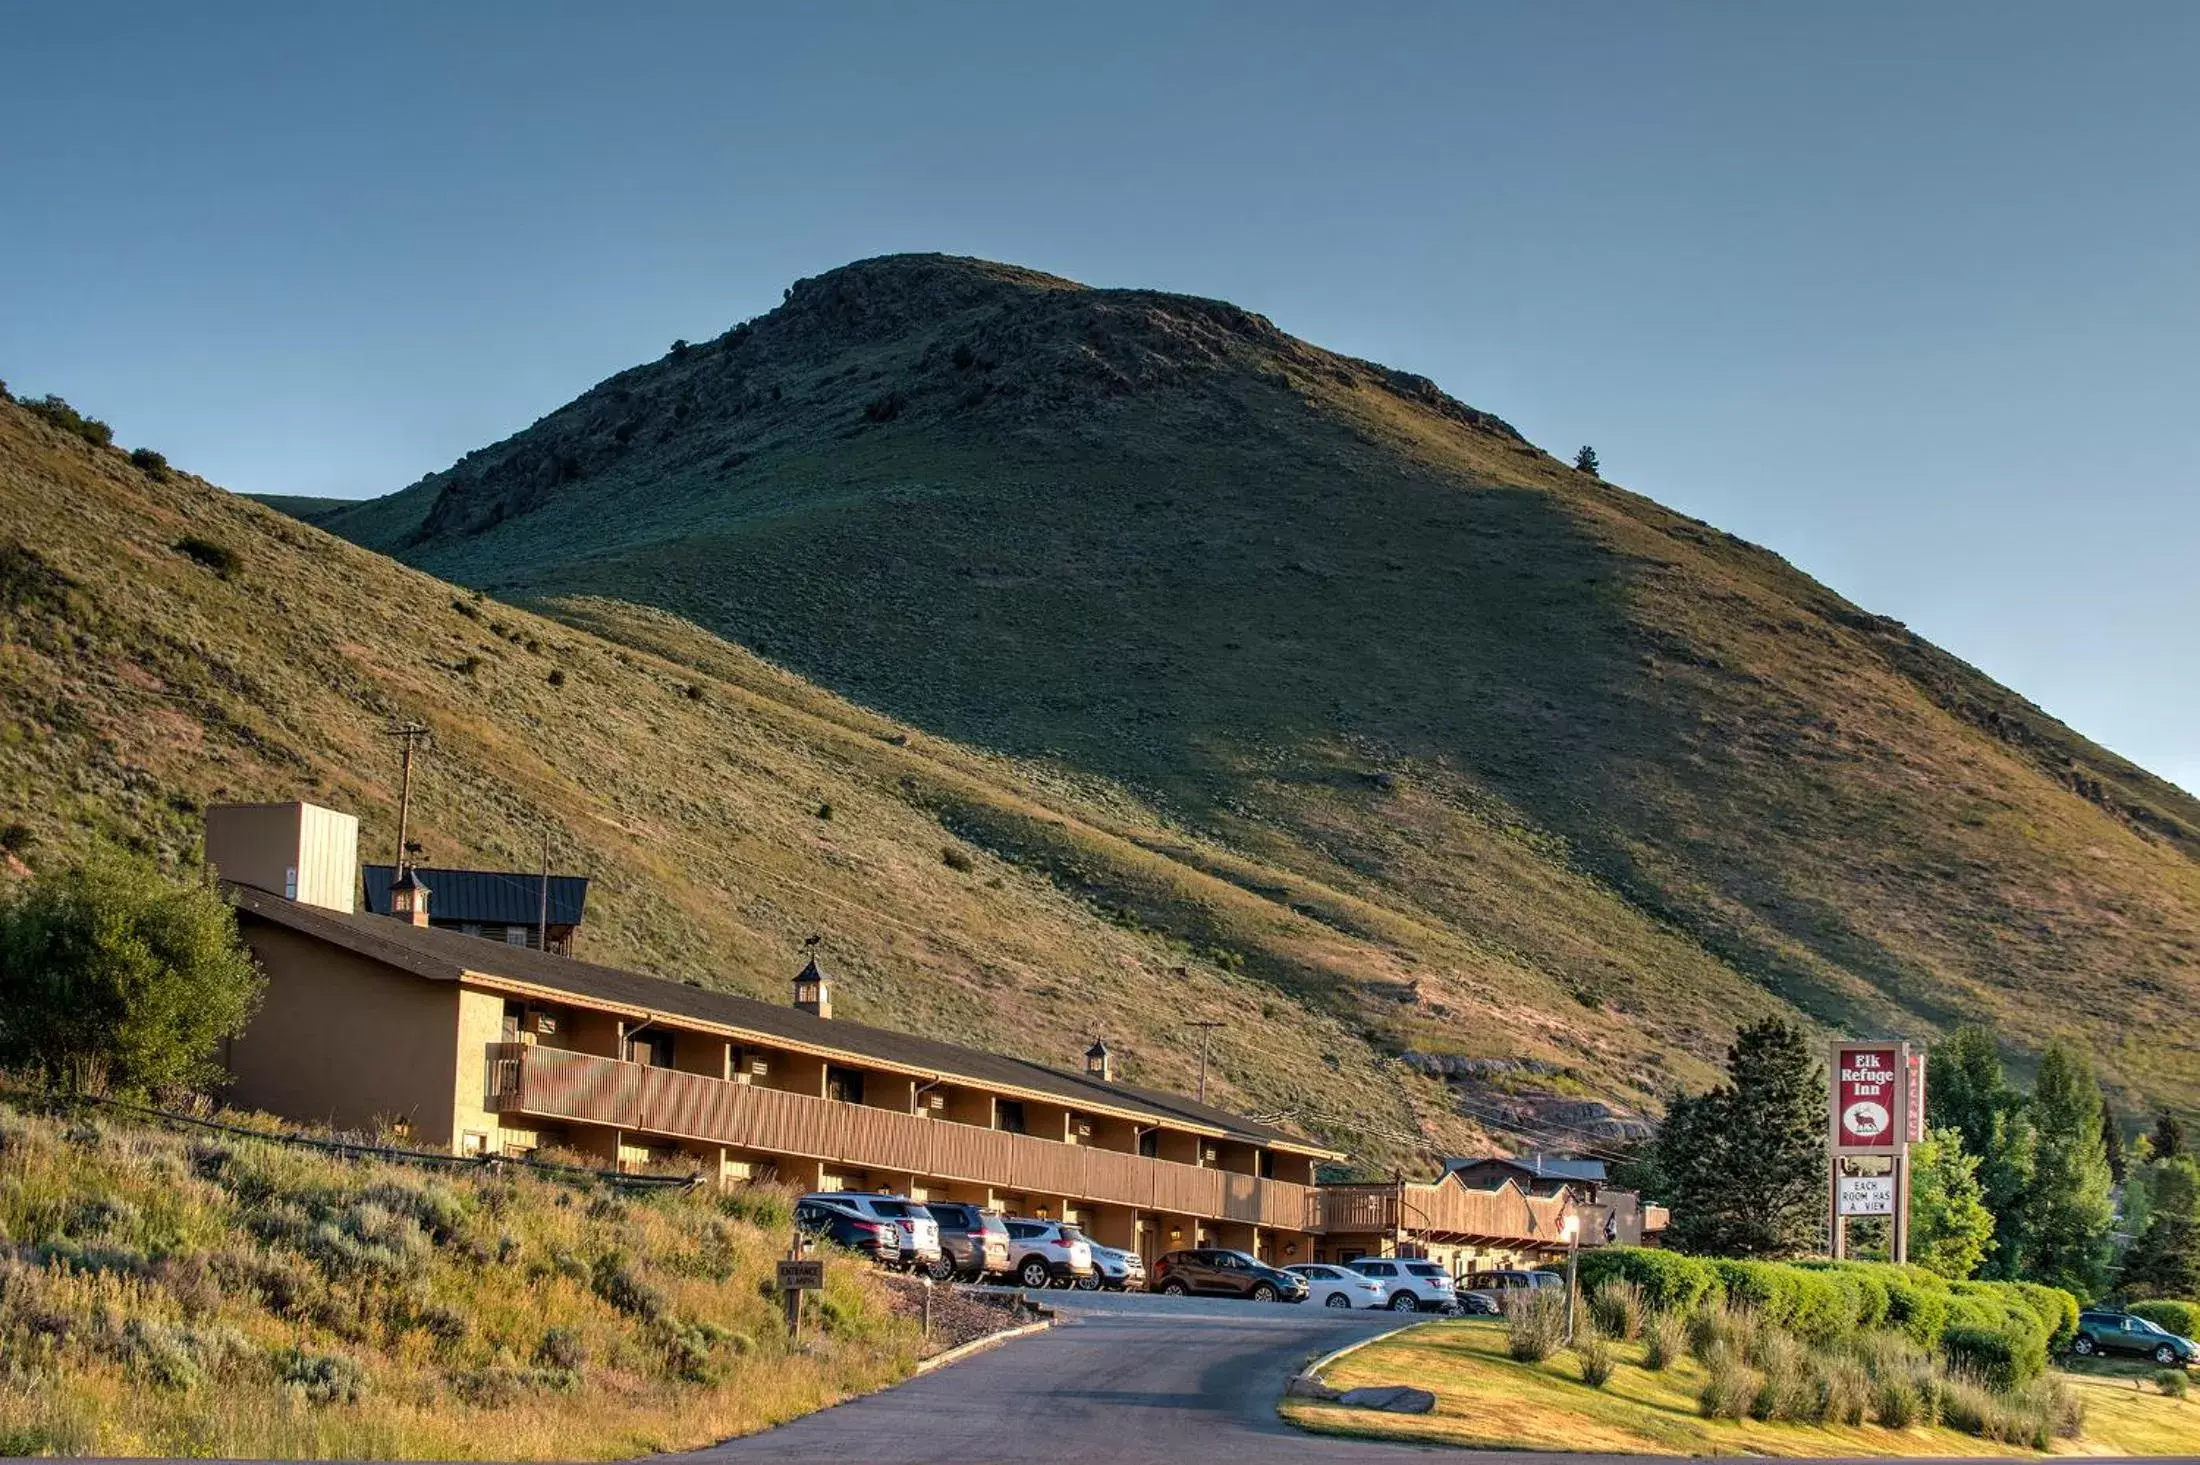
1561,1212 -> 1582,1344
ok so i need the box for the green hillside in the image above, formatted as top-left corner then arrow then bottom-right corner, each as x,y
0,391 -> 1528,1168
317,253 -> 2200,1117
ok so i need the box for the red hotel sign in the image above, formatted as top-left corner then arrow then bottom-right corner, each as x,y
1835,1044 -> 1901,1148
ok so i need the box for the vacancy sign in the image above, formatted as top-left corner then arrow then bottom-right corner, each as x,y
1835,1043 -> 1903,1150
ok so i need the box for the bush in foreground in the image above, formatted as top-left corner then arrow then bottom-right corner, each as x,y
1503,1288 -> 1565,1362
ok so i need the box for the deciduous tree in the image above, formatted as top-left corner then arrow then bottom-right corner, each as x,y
1908,1126 -> 1996,1280
2021,1041 -> 2115,1299
0,847 -> 263,1096
1927,1025 -> 2035,1278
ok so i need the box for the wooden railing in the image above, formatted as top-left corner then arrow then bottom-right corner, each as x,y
1311,1179 -> 1573,1243
492,1044 -> 1316,1230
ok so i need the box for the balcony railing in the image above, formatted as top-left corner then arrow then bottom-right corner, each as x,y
1312,1179 -> 1573,1243
491,1044 -> 1316,1230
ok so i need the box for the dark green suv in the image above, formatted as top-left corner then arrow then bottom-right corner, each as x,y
2073,1310 -> 2195,1367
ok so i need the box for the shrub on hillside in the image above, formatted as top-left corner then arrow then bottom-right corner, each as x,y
1574,1326 -> 1616,1388
1588,1278 -> 1644,1340
173,536 -> 241,579
1572,1247 -> 1720,1315
0,847 -> 264,1096
1503,1288 -> 1565,1362
129,446 -> 171,479
1811,1351 -> 1872,1426
1697,1347 -> 1763,1421
1747,1328 -> 1815,1421
2130,1299 -> 2199,1338
1642,1310 -> 1684,1370
1942,1323 -> 2046,1389
2158,1368 -> 2190,1399
22,395 -> 113,447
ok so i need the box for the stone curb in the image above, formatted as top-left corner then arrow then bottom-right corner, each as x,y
1285,1318 -> 1438,1402
912,1317 -> 1054,1376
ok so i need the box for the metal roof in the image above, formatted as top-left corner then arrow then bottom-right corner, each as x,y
228,884 -> 1338,1158
1444,1153 -> 1609,1184
362,865 -> 589,926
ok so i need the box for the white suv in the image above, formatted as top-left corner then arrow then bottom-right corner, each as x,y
1003,1218 -> 1094,1288
800,1192 -> 941,1268
1348,1257 -> 1459,1313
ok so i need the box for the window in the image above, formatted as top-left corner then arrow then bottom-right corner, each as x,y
826,1066 -> 866,1104
459,1131 -> 490,1156
996,1100 -> 1027,1134
501,999 -> 525,1042
504,926 -> 531,947
1137,1129 -> 1159,1158
1258,1149 -> 1276,1178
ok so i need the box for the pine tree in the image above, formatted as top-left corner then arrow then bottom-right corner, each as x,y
1655,1017 -> 1827,1258
2021,1041 -> 2115,1299
1927,1026 -> 2035,1277
2102,1105 -> 2127,1184
1907,1126 -> 1996,1280
2154,1112 -> 2188,1160
1573,445 -> 1600,475
2121,1156 -> 2200,1300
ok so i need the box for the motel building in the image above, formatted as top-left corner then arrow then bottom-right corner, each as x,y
205,802 -> 1622,1271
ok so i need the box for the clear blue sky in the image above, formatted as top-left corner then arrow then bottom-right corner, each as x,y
4,2 -> 2194,794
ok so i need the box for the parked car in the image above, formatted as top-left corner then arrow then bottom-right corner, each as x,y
793,1197 -> 902,1265
1003,1218 -> 1095,1288
922,1201 -> 1012,1281
1078,1240 -> 1147,1291
1284,1263 -> 1391,1309
1151,1248 -> 1310,1303
1460,1267 -> 1564,1316
1348,1257 -> 1460,1313
2073,1310 -> 2196,1367
799,1192 -> 941,1270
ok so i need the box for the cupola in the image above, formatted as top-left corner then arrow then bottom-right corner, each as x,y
1085,1037 -> 1115,1083
792,955 -> 831,1019
388,868 -> 430,927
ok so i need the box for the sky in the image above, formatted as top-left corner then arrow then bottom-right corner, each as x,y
3,2 -> 2195,794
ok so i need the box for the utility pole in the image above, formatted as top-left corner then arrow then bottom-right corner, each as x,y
537,828 -> 551,953
384,722 -> 431,873
1186,1020 -> 1225,1104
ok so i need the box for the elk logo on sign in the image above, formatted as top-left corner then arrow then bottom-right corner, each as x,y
1836,1045 -> 1901,1149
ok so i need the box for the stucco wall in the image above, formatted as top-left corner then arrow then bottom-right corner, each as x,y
226,922 -> 462,1145
451,987 -> 507,1153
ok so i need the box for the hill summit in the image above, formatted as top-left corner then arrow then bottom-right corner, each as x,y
312,253 -> 2200,1124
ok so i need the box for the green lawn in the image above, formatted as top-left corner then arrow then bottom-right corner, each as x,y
1282,1320 -> 2200,1458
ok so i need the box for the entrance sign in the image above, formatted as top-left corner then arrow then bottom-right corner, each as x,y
1828,1039 -> 1920,1263
1834,1044 -> 1903,1151
777,1259 -> 826,1291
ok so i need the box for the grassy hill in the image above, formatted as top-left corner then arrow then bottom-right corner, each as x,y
310,253 -> 2200,1120
0,390 -> 1513,1166
0,1096 -> 937,1457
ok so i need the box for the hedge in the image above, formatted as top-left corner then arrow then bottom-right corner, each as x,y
2130,1300 -> 2199,1339
1571,1248 -> 1721,1315
2008,1281 -> 2079,1350
1943,1323 -> 2048,1388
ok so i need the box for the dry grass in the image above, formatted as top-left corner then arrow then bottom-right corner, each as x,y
0,1097 -> 935,1458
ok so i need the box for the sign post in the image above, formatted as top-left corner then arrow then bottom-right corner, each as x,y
779,1239 -> 825,1341
1829,1040 -> 1918,1263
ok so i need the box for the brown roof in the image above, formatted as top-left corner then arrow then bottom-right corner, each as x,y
229,885 -> 1337,1157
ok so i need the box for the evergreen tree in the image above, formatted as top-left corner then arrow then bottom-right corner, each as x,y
2021,1041 -> 2115,1299
1927,1026 -> 2035,1277
2122,1156 -> 2200,1300
2154,1112 -> 2188,1160
1907,1126 -> 1996,1280
2102,1105 -> 2127,1184
1655,1017 -> 1826,1257
1573,445 -> 1600,475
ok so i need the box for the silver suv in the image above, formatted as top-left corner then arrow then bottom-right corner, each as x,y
799,1192 -> 941,1269
1002,1218 -> 1094,1288
1348,1257 -> 1459,1313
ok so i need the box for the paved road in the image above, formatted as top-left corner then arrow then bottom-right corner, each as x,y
687,1290 -> 1434,1464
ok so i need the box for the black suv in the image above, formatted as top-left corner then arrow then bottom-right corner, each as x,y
1150,1248 -> 1309,1303
923,1201 -> 1012,1281
794,1198 -> 901,1265
2073,1310 -> 2195,1367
